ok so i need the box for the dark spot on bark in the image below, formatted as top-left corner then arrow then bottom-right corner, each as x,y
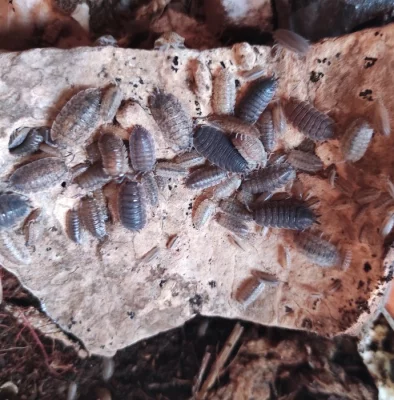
301,318 -> 312,329
322,58 -> 327,63
364,57 -> 377,69
46,247 -> 51,251
364,262 -> 372,272
317,59 -> 321,63
357,280 -> 365,289
127,311 -> 135,319
159,279 -> 167,288
310,71 -> 324,83
139,77 -> 144,84
375,32 -> 379,36
220,61 -> 226,68
61,181 -> 66,188
235,79 -> 241,88
115,77 -> 121,83
336,53 -> 341,58
168,185 -> 172,191
208,280 -> 216,288
327,61 -> 331,66
173,56 -> 179,66
285,306 -> 293,313
133,84 -> 138,88
171,66 -> 179,73
359,89 -> 373,101
189,294 -> 203,313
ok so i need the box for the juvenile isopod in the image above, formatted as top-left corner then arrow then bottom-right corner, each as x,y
212,69 -> 236,115
215,212 -> 250,238
79,197 -> 107,239
341,250 -> 353,271
236,189 -> 254,210
212,176 -> 242,200
93,189 -> 109,221
277,244 -> 291,269
273,29 -> 310,56
271,100 -> 287,136
0,231 -> 31,265
174,151 -> 205,168
141,172 -> 159,207
8,127 -> 45,156
235,77 -> 278,124
155,162 -> 189,178
192,199 -> 215,229
294,232 -> 340,267
100,85 -> 123,123
240,66 -> 266,81
186,166 -> 227,190
98,129 -> 128,177
193,125 -> 248,173
129,125 -> 156,172
220,199 -> 252,221
66,208 -> 82,244
207,115 -> 260,138
0,192 -> 30,229
23,208 -> 42,249
138,246 -> 160,264
353,187 -> 381,205
341,118 -> 374,162
253,199 -> 317,230
284,98 -> 335,141
166,234 -> 179,249
73,162 -> 111,191
374,98 -> 390,137
70,162 -> 91,179
242,163 -> 296,194
118,180 -> 147,231
380,210 -> 394,238
232,134 -> 267,168
287,149 -> 323,172
235,269 -> 278,308
191,59 -> 212,99
257,109 -> 276,152
10,157 -> 68,193
149,89 -> 192,151
51,88 -> 102,146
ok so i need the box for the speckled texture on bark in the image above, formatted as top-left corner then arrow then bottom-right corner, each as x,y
0,25 -> 393,355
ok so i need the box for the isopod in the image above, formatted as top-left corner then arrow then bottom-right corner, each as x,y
374,98 -> 390,136
235,269 -> 278,308
296,138 -> 316,153
23,208 -> 42,249
141,172 -> 159,207
271,100 -> 287,136
207,114 -> 260,138
273,29 -> 310,56
66,208 -> 82,244
241,66 -> 266,81
253,199 -> 316,230
277,244 -> 291,269
186,166 -> 227,190
193,125 -> 248,173
257,109 -> 276,152
100,85 -> 123,123
155,162 -> 188,178
118,180 -> 147,231
70,162 -> 91,179
287,149 -> 323,172
73,162 -> 111,191
192,199 -> 215,229
242,163 -> 296,194
0,192 -> 30,228
10,157 -> 68,193
212,176 -> 242,200
341,118 -> 374,162
215,212 -> 250,238
212,69 -> 236,115
294,232 -> 340,267
98,129 -> 128,177
284,98 -> 335,141
235,77 -> 278,124
149,89 -> 192,151
236,189 -> 254,210
129,125 -> 156,172
227,234 -> 246,251
8,127 -> 45,156
219,199 -> 252,221
341,250 -> 353,271
93,189 -> 109,221
0,231 -> 31,265
333,174 -> 354,197
174,150 -> 205,168
79,197 -> 107,239
86,141 -> 102,163
232,134 -> 267,168
51,88 -> 102,146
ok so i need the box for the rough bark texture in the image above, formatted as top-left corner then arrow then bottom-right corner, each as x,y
0,24 -> 393,355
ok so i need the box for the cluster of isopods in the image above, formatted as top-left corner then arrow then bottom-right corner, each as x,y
0,29 -> 391,309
